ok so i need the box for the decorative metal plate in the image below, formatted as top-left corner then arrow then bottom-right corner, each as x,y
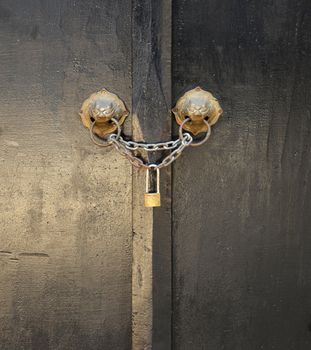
80,88 -> 129,137
172,86 -> 223,135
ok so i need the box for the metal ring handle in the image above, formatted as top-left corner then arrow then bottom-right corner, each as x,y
89,117 -> 121,147
179,118 -> 211,147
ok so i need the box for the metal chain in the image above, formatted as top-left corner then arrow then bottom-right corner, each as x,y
153,133 -> 193,169
90,118 -> 211,169
108,135 -> 145,168
118,137 -> 181,151
108,132 -> 193,169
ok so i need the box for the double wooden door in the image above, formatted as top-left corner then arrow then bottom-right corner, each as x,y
0,0 -> 310,349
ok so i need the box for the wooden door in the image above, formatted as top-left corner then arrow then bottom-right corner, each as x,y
172,1 -> 311,349
1,1 -> 311,349
0,1 -> 132,349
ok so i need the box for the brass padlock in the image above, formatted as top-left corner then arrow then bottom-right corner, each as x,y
144,168 -> 161,207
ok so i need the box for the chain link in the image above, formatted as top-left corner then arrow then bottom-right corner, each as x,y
90,118 -> 210,169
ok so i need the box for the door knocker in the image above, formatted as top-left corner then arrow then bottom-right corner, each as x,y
80,88 -> 129,139
172,86 -> 222,137
80,86 -> 222,207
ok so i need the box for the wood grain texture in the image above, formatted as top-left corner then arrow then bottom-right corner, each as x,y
132,0 -> 172,349
172,0 -> 311,349
0,1 -> 132,349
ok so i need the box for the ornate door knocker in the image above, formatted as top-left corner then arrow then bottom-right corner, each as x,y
80,87 -> 222,207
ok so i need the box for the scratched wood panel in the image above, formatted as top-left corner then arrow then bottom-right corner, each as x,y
172,0 -> 311,349
0,1 -> 132,349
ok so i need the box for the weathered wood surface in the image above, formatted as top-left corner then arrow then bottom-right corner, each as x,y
132,0 -> 172,349
172,0 -> 311,349
0,1 -> 132,349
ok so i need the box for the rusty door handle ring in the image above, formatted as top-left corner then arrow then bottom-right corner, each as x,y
179,118 -> 211,147
89,117 -> 121,147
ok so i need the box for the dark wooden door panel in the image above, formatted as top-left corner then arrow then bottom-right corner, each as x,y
0,1 -> 132,349
172,0 -> 311,349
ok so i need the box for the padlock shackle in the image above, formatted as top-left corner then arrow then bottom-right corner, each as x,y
145,168 -> 160,193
